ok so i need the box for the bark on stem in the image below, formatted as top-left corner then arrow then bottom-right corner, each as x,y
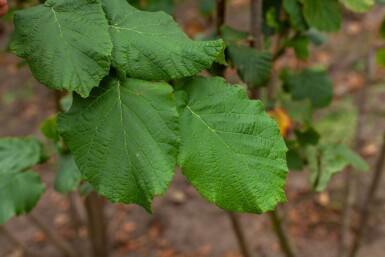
28,213 -> 79,257
216,0 -> 226,36
270,207 -> 297,257
348,132 -> 385,257
0,226 -> 40,257
228,213 -> 253,257
338,48 -> 374,257
248,0 -> 263,99
250,0 -> 263,50
85,192 -> 109,257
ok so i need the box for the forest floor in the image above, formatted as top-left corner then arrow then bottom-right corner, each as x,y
1,1 -> 385,257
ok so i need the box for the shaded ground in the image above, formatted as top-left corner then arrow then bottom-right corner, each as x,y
1,1 -> 385,257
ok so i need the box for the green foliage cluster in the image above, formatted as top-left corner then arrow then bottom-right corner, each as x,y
3,0 -> 289,223
0,0 -> 375,224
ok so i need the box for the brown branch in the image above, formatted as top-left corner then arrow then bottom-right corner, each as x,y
248,0 -> 263,99
228,213 -> 253,257
216,0 -> 226,36
85,192 -> 109,257
338,48 -> 374,257
28,212 -> 80,257
270,207 -> 297,257
250,0 -> 263,50
0,226 -> 40,257
348,129 -> 385,257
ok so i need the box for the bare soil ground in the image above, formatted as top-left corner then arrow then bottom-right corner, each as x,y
1,1 -> 385,257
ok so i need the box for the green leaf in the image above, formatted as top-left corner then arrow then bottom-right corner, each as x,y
376,48 -> 385,67
200,0 -> 215,15
57,77 -> 179,212
0,171 -> 45,225
175,77 -> 288,214
54,154 -> 82,194
287,149 -> 304,171
227,45 -> 273,89
0,137 -> 42,174
341,0 -> 374,12
282,69 -> 333,109
284,35 -> 309,60
220,25 -> 249,46
102,0 -> 226,81
146,0 -> 176,14
307,143 -> 368,191
305,28 -> 329,46
302,0 -> 342,32
295,127 -> 320,146
11,0 -> 113,97
280,94 -> 313,125
380,18 -> 385,39
41,116 -> 59,141
283,0 -> 307,31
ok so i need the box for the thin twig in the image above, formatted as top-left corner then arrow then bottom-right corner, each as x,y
338,48 -> 374,257
248,0 -> 263,99
250,0 -> 263,50
270,207 -> 297,257
347,132 -> 385,257
28,212 -> 80,257
216,0 -> 226,36
228,213 -> 253,257
0,226 -> 41,257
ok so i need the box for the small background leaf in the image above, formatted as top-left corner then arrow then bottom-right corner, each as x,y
227,45 -> 273,88
0,137 -> 42,174
302,0 -> 342,32
282,69 -> 334,109
54,154 -> 82,194
0,171 -> 45,225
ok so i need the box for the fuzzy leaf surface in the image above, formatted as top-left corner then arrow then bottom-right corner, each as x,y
11,0 -> 112,97
57,77 -> 179,212
102,0 -> 225,80
176,77 -> 288,214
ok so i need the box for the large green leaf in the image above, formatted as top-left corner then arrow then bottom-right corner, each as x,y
0,171 -> 45,225
302,0 -> 342,32
341,0 -> 374,12
54,154 -> 82,194
282,69 -> 333,109
102,0 -> 225,81
175,77 -> 288,214
307,143 -> 368,191
0,137 -> 42,174
227,45 -> 273,89
283,0 -> 307,31
11,0 -> 112,97
57,77 -> 179,212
